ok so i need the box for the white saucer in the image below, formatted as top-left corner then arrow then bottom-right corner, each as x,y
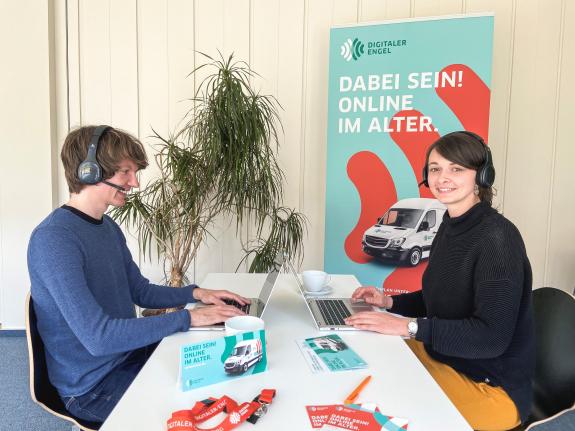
304,286 -> 333,296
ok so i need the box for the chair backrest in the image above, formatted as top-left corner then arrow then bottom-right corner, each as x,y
526,403 -> 575,430
25,293 -> 100,431
531,287 -> 575,421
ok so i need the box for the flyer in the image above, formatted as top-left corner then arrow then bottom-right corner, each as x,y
179,330 -> 267,391
297,334 -> 367,373
306,404 -> 409,431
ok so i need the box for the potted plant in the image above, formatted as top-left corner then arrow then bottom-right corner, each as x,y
110,53 -> 306,301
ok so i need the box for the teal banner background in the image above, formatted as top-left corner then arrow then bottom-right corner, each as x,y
324,15 -> 494,292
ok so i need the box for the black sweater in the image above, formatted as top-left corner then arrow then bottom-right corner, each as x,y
389,202 -> 535,422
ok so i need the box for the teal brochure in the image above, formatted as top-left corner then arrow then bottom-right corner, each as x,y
298,334 -> 368,372
179,330 -> 267,391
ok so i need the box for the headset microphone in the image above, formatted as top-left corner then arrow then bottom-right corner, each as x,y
102,180 -> 126,192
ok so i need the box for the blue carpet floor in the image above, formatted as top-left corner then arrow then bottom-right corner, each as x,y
0,336 -> 70,431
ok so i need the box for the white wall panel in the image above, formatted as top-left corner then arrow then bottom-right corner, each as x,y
136,0 -> 170,284
79,0 -> 112,125
505,0 -> 563,288
413,0 -> 464,17
0,1 -> 54,328
467,0 -> 514,210
110,0 -> 139,133
193,0 -> 251,283
276,0 -> 306,214
301,0 -> 358,271
380,0 -> 412,19
546,0 -> 575,293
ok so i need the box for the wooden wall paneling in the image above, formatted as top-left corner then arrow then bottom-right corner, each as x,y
108,0 -> 144,281
136,0 -> 170,284
167,0 -> 195,133
246,0 -> 281,274
466,0 -> 514,210
66,0 -> 81,129
413,0 -> 464,17
53,0 -> 71,206
0,1 -> 53,327
358,0 -> 388,21
79,0 -> 112,125
382,0 -> 412,19
193,0 -> 226,282
110,0 -> 139,134
276,0 -> 306,218
301,0 -> 358,270
504,0 -> 563,288
216,0 -> 251,275
251,0 -> 279,97
192,0 -> 251,282
546,0 -> 575,293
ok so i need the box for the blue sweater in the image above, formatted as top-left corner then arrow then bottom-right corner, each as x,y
27,207 -> 195,397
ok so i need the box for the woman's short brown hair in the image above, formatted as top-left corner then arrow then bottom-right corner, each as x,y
61,126 -> 148,194
424,131 -> 494,205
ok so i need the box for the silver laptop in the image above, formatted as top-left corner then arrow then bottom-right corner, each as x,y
284,260 -> 373,331
188,256 -> 283,331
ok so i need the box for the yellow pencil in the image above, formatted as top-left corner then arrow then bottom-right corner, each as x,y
344,375 -> 372,404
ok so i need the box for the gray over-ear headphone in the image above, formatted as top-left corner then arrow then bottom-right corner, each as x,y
77,125 -> 112,184
421,131 -> 495,188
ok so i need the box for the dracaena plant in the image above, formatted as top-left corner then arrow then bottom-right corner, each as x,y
110,53 -> 306,291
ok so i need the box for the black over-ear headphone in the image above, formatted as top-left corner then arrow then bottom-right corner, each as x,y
421,131 -> 495,188
77,125 -> 112,184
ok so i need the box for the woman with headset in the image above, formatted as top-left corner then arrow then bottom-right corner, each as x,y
345,131 -> 534,431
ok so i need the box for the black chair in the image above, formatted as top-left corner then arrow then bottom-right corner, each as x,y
25,293 -> 101,431
526,403 -> 575,430
530,287 -> 575,422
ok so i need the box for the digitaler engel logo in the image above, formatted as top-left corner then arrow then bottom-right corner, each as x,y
340,38 -> 364,61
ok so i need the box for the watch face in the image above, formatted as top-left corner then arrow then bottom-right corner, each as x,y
408,320 -> 418,336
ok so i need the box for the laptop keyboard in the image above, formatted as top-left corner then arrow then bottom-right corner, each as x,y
223,299 -> 251,314
317,299 -> 351,326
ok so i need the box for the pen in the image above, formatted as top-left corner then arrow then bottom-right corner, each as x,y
344,375 -> 372,404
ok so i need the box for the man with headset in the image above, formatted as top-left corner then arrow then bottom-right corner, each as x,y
27,125 -> 249,425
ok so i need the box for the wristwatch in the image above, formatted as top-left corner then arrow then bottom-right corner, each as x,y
407,319 -> 418,338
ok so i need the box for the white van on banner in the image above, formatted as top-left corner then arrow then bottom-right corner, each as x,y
362,198 -> 446,266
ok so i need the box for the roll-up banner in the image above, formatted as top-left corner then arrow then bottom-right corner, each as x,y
324,14 -> 494,294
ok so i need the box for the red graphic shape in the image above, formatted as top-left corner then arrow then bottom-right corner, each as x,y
389,110 -> 440,199
436,64 -> 491,142
344,64 -> 492,292
344,151 -> 397,263
383,262 -> 428,295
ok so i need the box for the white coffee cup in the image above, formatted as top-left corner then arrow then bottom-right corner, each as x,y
225,316 -> 265,337
302,270 -> 331,292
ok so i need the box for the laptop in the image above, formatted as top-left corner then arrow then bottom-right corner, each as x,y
284,260 -> 374,331
188,255 -> 284,331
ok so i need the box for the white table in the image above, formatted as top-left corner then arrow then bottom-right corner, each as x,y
101,273 -> 472,430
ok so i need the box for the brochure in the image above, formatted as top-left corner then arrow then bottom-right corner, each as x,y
179,330 -> 267,391
306,404 -> 409,431
297,334 -> 368,373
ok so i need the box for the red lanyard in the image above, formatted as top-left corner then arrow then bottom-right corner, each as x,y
167,389 -> 276,431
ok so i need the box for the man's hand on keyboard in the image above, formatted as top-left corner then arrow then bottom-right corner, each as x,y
193,287 -> 251,307
188,305 -> 246,327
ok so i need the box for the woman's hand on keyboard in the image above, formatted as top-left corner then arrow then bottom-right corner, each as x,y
351,286 -> 393,309
344,311 -> 409,336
